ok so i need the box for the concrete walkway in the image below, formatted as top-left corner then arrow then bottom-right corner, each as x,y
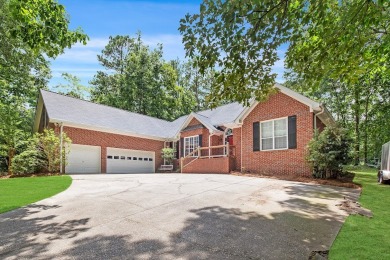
0,174 -> 359,259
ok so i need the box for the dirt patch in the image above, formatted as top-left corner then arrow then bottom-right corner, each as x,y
231,171 -> 361,189
308,250 -> 328,259
336,199 -> 373,218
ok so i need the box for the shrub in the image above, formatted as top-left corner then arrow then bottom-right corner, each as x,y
307,126 -> 352,179
10,129 -> 71,175
37,129 -> 71,173
161,147 -> 175,165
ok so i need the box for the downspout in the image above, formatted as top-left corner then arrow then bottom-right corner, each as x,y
314,105 -> 325,133
59,123 -> 63,174
240,125 -> 243,172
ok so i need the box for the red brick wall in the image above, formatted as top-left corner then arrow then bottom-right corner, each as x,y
241,92 -> 314,176
182,157 -> 230,174
61,126 -> 165,173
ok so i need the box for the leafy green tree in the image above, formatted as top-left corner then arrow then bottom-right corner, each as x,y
54,73 -> 91,100
179,0 -> 389,105
307,126 -> 352,179
11,135 -> 46,175
0,0 -> 87,174
38,129 -> 71,173
171,59 -> 215,111
287,72 -> 390,165
0,102 -> 32,175
91,34 -> 194,121
0,0 -> 88,106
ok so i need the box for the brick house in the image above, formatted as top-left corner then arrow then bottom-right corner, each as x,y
33,83 -> 334,176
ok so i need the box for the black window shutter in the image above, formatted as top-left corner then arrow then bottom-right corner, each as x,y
253,122 -> 260,151
288,115 -> 297,149
198,134 -> 203,147
180,138 -> 184,157
176,141 -> 180,159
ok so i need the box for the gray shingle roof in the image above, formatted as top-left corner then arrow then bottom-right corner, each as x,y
196,102 -> 246,126
40,90 -> 247,140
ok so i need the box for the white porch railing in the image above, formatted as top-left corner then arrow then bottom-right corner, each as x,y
180,144 -> 235,172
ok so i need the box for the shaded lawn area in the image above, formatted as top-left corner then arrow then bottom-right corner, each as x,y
330,167 -> 390,259
0,175 -> 72,214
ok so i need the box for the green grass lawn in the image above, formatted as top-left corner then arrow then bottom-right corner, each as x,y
0,175 -> 72,214
330,167 -> 390,259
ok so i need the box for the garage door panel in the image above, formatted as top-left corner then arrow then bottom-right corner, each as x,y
66,144 -> 101,174
107,148 -> 155,174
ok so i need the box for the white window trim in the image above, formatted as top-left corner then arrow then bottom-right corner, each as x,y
260,117 -> 289,151
184,135 -> 200,157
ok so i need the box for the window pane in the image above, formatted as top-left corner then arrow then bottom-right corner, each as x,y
261,121 -> 273,138
185,136 -> 200,156
262,138 -> 273,150
274,119 -> 287,137
275,136 -> 288,149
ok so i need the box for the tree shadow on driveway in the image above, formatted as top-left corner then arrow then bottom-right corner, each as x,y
62,204 -> 344,259
0,181 -> 356,259
0,204 -> 90,259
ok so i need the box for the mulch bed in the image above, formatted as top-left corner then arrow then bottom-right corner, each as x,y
0,172 -> 62,179
231,171 -> 361,189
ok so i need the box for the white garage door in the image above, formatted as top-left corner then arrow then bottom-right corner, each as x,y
66,144 -> 101,174
107,147 -> 155,173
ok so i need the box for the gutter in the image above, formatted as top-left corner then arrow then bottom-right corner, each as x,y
313,105 -> 325,131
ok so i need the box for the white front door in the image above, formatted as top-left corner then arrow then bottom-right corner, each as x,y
106,147 -> 155,173
66,144 -> 101,173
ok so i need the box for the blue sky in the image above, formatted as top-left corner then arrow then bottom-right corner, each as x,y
51,0 -> 286,88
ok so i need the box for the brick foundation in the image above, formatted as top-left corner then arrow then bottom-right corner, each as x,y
182,157 -> 231,174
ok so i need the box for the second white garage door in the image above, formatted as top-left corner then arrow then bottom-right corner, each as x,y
106,147 -> 155,173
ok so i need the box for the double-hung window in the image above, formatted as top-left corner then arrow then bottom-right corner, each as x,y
261,118 -> 288,150
184,135 -> 200,156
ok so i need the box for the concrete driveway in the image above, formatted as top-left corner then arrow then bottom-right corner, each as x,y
0,174 -> 359,259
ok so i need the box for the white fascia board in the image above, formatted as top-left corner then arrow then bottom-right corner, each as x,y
49,119 -> 169,142
234,98 -> 258,124
174,113 -> 220,138
275,83 -> 321,111
235,84 -> 322,123
172,113 -> 195,139
223,122 -> 242,129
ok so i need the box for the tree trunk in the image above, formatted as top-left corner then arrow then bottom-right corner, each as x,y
8,147 -> 15,175
194,73 -> 200,111
354,89 -> 361,165
363,93 -> 371,163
